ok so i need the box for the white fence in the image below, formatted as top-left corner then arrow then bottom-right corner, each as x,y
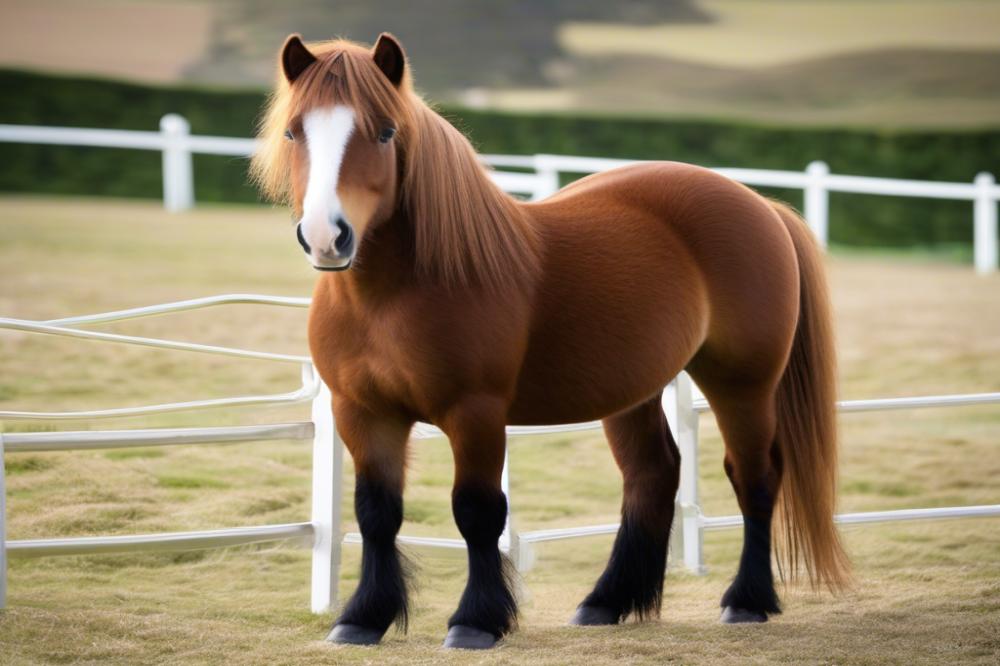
0,115 -> 998,274
2,295 -> 1000,612
1,115 -> 1000,611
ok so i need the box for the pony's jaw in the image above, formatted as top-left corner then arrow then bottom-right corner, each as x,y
297,105 -> 356,270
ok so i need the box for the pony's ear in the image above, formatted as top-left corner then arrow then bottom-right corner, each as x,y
281,34 -> 317,83
372,32 -> 406,87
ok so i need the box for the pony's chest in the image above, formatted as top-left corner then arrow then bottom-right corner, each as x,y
308,302 -> 423,411
308,283 -> 531,418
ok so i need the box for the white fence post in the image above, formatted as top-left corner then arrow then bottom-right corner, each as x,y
974,172 -> 998,275
532,154 -> 562,200
665,373 -> 704,574
310,367 -> 343,614
664,382 -> 684,568
1,433 -> 7,609
804,160 -> 830,248
160,114 -> 194,212
500,448 -> 521,570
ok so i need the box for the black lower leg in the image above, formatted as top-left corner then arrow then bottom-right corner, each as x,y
577,510 -> 670,624
575,401 -> 679,626
333,474 -> 409,636
449,485 -> 517,639
721,486 -> 780,620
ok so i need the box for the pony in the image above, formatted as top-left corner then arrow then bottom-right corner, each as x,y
251,33 -> 850,650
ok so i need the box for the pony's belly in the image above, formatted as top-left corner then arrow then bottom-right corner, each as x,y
509,280 -> 708,426
508,354 -> 679,425
507,205 -> 710,425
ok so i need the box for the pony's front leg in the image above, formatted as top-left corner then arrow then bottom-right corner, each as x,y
440,395 -> 517,650
326,401 -> 413,646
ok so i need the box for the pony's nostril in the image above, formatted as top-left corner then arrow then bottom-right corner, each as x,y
296,223 -> 311,254
334,218 -> 354,255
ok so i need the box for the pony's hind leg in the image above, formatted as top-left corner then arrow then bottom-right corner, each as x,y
326,401 -> 413,645
708,388 -> 783,623
440,395 -> 518,649
571,393 -> 680,625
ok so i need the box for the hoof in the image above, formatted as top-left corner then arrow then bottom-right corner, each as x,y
443,625 -> 498,650
720,606 -> 768,624
569,605 -> 620,626
326,623 -> 385,645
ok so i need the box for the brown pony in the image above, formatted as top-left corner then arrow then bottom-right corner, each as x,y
252,33 -> 849,650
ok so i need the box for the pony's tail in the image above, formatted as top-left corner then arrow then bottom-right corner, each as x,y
770,200 -> 851,591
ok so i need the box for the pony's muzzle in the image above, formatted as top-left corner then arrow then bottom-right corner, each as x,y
295,217 -> 355,271
296,223 -> 312,254
332,217 -> 354,256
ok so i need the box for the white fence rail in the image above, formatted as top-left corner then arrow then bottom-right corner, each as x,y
0,116 -> 997,273
2,295 -> 1000,612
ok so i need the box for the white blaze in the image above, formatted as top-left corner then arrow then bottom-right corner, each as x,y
300,105 -> 355,263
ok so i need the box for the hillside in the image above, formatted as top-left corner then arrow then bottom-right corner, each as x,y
1,0 -> 998,127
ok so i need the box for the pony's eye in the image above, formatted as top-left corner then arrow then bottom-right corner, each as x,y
378,127 -> 396,144
284,128 -> 295,141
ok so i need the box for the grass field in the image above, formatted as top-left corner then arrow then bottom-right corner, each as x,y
1,196 -> 999,664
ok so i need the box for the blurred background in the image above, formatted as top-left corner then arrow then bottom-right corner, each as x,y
4,0 -> 1000,123
1,0 -> 999,251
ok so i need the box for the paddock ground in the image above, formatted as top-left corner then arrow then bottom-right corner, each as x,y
0,196 -> 998,665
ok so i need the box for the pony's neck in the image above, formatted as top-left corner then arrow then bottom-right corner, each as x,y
327,101 -> 542,299
326,209 -> 418,301
397,101 -> 541,292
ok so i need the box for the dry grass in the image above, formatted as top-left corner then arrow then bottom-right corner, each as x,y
1,196 -> 999,664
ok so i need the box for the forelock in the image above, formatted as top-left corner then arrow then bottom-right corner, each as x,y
287,43 -> 412,139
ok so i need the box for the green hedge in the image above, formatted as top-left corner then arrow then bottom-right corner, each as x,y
2,68 -> 998,249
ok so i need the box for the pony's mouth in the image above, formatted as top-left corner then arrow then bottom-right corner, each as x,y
315,259 -> 353,272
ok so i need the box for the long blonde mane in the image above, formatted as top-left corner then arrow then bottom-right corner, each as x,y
251,39 -> 540,291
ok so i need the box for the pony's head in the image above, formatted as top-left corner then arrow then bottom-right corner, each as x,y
253,34 -> 539,289
252,33 -> 413,271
